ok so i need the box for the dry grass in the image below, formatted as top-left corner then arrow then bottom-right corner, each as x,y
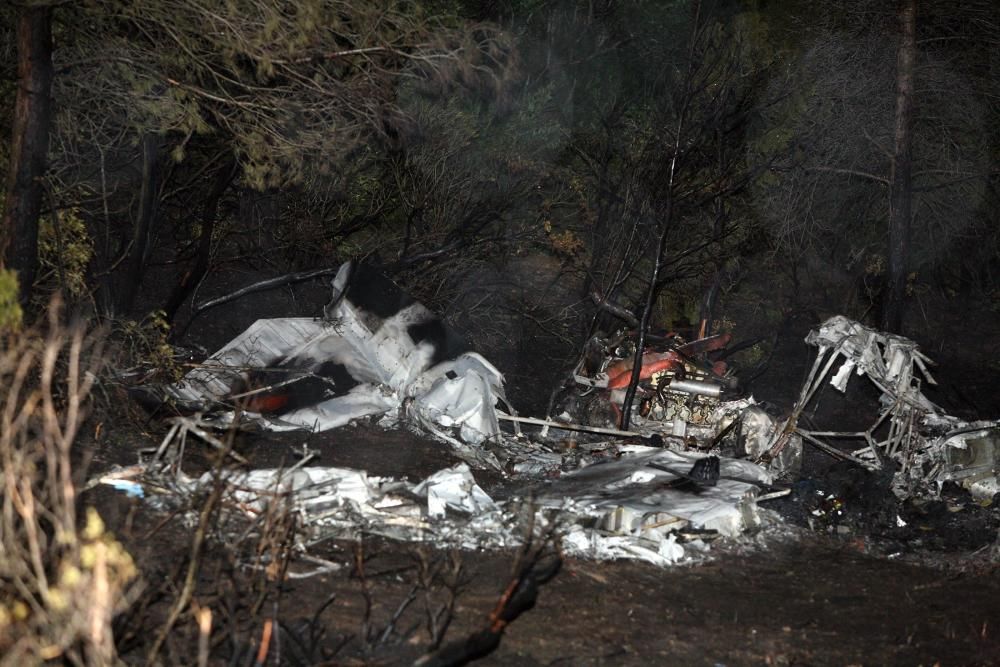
0,298 -> 136,666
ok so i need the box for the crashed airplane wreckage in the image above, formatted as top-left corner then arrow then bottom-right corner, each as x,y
758,315 -> 1000,501
554,315 -> 1000,502
124,262 -> 790,565
144,262 -> 510,468
125,268 -> 998,565
548,326 -> 802,480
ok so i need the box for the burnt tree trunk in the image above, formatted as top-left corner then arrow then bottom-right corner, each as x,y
883,0 -> 916,333
620,0 -> 702,429
1,6 -> 53,304
115,133 -> 162,314
163,157 -> 238,324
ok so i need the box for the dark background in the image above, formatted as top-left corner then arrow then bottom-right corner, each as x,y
2,0 -> 997,403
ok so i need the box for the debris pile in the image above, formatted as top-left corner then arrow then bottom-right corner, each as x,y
94,417 -> 781,568
759,316 -> 999,500
550,328 -> 802,479
116,267 -> 997,567
143,262 -> 509,469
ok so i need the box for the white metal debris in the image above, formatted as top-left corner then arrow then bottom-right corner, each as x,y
761,315 -> 999,500
530,446 -> 774,539
157,263 -> 508,468
95,442 -> 782,567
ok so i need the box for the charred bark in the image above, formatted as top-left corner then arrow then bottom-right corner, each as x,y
1,5 -> 53,304
116,133 -> 162,314
163,157 -> 238,324
882,0 -> 916,333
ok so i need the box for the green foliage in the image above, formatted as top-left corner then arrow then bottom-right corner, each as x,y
0,270 -> 23,331
83,0 -> 492,190
752,15 -> 994,278
736,339 -> 766,367
0,311 -> 133,664
523,3 -> 781,322
115,310 -> 183,382
483,82 -> 565,165
38,206 -> 94,298
347,77 -> 565,273
653,292 -> 699,331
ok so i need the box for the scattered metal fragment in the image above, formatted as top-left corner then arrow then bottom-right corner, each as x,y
762,316 -> 1000,500
92,424 -> 782,567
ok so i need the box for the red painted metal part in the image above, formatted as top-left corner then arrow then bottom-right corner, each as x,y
243,393 -> 290,413
604,333 -> 732,390
606,351 -> 684,389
